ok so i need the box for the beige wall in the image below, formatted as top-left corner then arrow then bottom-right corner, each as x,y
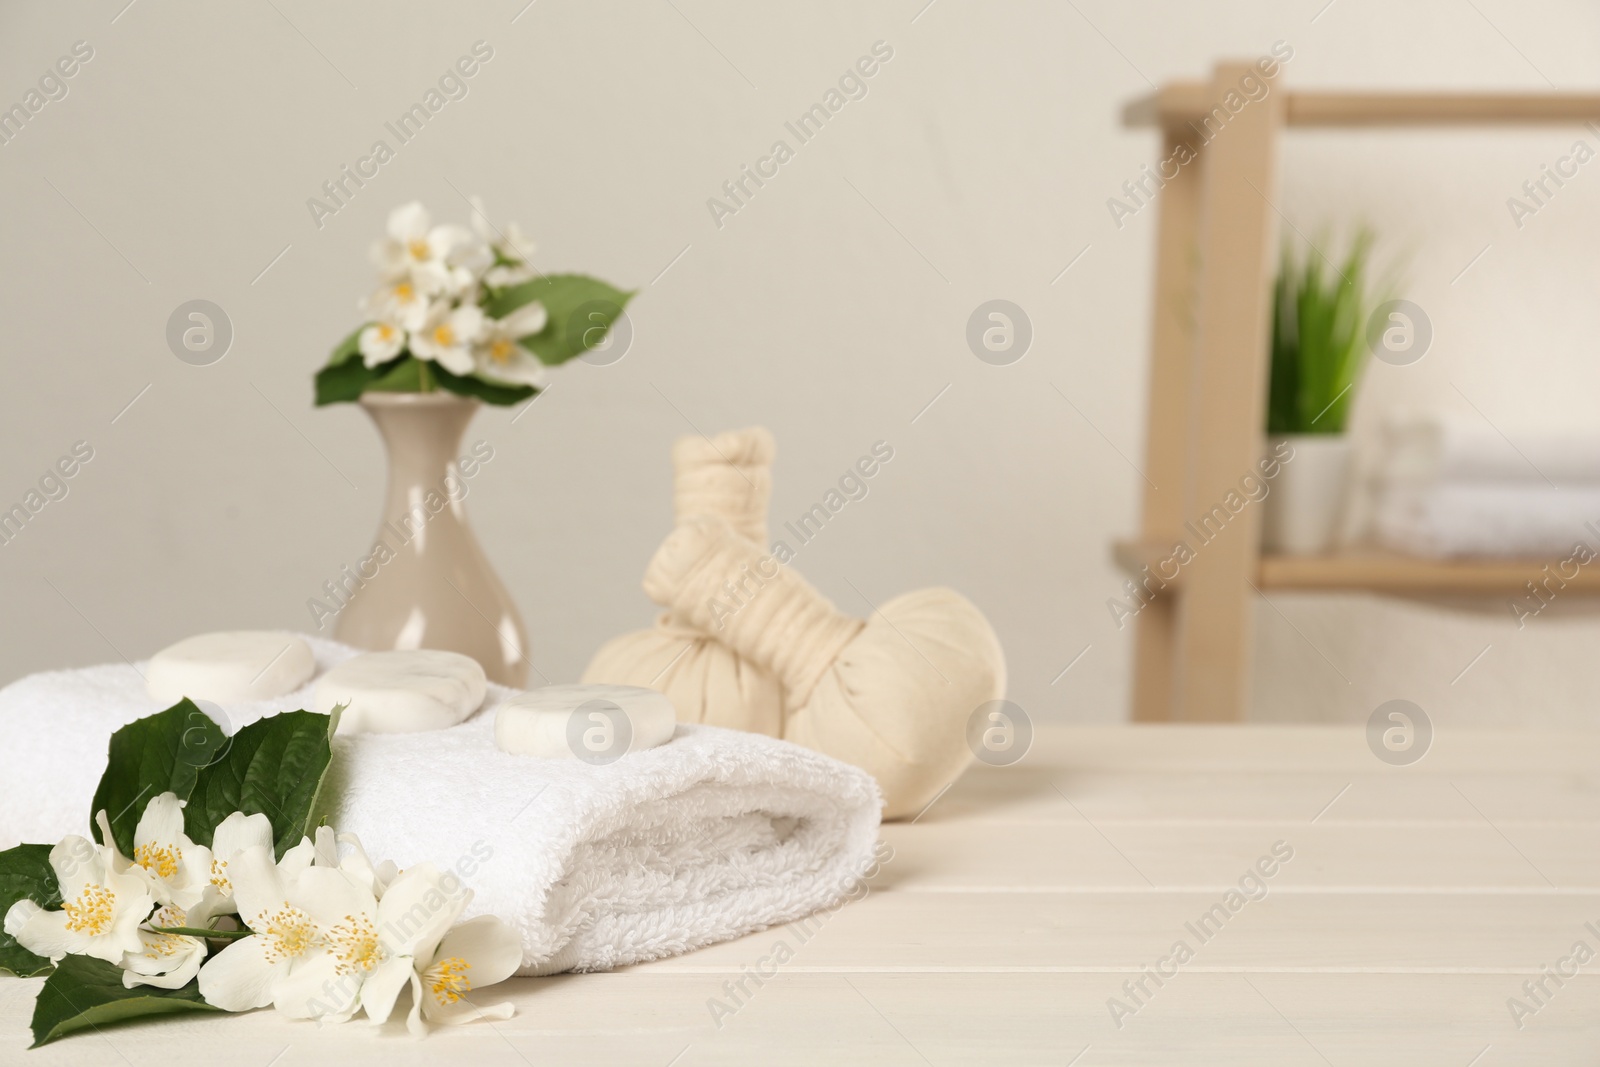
3,0 -> 1599,728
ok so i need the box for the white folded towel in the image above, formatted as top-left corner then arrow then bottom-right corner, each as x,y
0,637 -> 883,975
1372,482 -> 1600,559
1382,416 -> 1600,486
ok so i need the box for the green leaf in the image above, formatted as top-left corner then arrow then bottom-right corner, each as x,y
430,363 -> 538,406
1268,229 -> 1381,434
362,353 -> 426,393
29,954 -> 220,1048
91,700 -> 227,857
182,710 -> 337,858
315,347 -> 407,406
483,273 -> 635,366
326,324 -> 363,367
0,844 -> 61,978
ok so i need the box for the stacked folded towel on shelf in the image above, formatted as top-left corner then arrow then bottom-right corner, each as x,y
1371,416 -> 1600,558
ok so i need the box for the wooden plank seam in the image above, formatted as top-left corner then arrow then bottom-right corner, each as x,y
1103,840 -> 1296,1030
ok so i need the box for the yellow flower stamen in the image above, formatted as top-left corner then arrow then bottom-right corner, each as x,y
144,905 -> 188,958
490,338 -> 514,364
377,324 -> 396,341
426,956 -> 472,1005
329,913 -> 384,975
210,858 -> 231,894
135,843 -> 180,881
407,239 -> 431,261
394,282 -> 415,302
260,905 -> 319,964
433,325 -> 455,347
63,884 -> 115,936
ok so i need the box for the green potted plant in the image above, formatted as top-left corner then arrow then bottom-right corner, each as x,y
313,199 -> 633,684
1262,230 -> 1385,556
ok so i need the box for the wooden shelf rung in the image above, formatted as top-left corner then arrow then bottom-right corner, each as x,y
1112,539 -> 1596,595
1123,86 -> 1600,130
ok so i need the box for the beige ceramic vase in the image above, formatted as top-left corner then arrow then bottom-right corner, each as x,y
333,392 -> 529,686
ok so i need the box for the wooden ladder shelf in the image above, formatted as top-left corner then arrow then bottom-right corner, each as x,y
1120,65 -> 1600,722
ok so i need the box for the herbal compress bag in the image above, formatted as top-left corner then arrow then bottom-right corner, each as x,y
582,428 -> 785,735
642,516 -> 1005,818
587,430 -> 1007,817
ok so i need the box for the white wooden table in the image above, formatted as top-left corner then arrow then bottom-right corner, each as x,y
6,725 -> 1598,1064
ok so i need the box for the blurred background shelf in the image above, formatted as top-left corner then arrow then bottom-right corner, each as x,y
1112,540 -> 1600,595
1121,65 -> 1600,723
1124,87 -> 1600,128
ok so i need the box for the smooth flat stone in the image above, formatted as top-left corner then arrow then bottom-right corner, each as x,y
495,684 -> 677,762
316,649 -> 487,735
147,631 -> 315,707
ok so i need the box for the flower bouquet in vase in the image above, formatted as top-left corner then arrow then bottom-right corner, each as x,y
314,200 -> 633,685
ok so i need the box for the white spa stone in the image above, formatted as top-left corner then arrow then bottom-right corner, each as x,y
316,649 -> 487,735
146,631 -> 315,707
494,684 -> 678,761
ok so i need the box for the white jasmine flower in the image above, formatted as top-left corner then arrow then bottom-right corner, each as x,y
409,303 -> 485,376
474,303 -> 549,387
358,322 -> 407,367
485,260 -> 538,289
199,842 -> 466,1026
372,203 -> 472,287
466,195 -> 500,245
207,811 -> 275,910
442,236 -> 494,298
284,862 -> 468,1025
116,809 -> 272,991
310,826 -> 392,899
121,895 -> 226,990
419,257 -> 485,305
371,201 -> 433,277
467,195 -> 538,288
372,201 -> 491,302
403,915 -> 521,1036
97,794 -> 215,913
194,824 -> 518,1036
3,835 -> 154,966
362,279 -> 432,333
468,196 -> 537,269
122,810 -> 273,989
196,842 -> 322,1014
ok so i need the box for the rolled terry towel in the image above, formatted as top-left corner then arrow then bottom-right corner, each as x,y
0,637 -> 882,975
1382,416 -> 1600,486
1372,482 -> 1600,559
